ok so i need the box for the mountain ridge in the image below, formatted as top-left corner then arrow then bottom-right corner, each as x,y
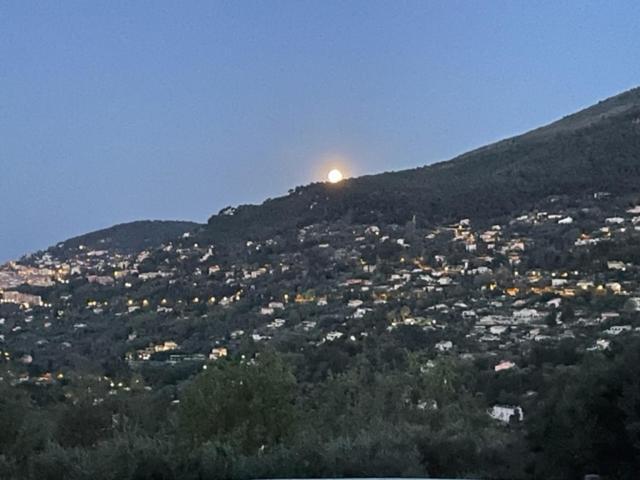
24,86 -> 640,258
202,86 -> 640,244
43,220 -> 201,259
4,87 -> 640,480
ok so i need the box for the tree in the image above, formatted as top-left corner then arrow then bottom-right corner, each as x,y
178,353 -> 298,452
527,342 -> 640,479
55,398 -> 112,448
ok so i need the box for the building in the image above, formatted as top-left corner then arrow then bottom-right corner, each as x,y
489,405 -> 524,423
0,291 -> 43,307
494,360 -> 516,372
209,347 -> 228,360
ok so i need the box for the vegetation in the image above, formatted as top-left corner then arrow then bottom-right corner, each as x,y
206,87 -> 640,243
2,339 -> 640,479
42,220 -> 200,259
4,87 -> 640,479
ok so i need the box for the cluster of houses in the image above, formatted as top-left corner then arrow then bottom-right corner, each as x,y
2,192 -> 640,422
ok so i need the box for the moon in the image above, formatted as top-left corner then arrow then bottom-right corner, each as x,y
327,169 -> 344,183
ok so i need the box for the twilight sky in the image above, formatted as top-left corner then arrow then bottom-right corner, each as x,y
2,1 -> 640,262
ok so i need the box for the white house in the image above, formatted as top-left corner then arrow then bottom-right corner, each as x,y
513,308 -> 542,323
325,331 -> 344,342
267,318 -> 286,329
489,405 -> 524,423
605,325 -> 632,335
490,325 -> 509,335
494,360 -> 516,372
607,261 -> 626,271
435,340 -> 453,352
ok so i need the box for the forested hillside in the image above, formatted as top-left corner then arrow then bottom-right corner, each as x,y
206,87 -> 640,241
42,220 -> 201,259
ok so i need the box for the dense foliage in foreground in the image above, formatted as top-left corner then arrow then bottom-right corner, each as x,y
2,337 -> 640,480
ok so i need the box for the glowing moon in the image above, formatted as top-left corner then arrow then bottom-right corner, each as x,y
327,169 -> 344,183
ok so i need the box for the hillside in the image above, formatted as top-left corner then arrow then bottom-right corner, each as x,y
205,87 -> 640,242
46,220 -> 201,258
4,87 -> 640,479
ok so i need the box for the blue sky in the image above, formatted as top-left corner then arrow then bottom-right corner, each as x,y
2,1 -> 640,261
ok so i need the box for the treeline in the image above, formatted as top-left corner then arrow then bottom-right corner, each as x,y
2,339 -> 640,479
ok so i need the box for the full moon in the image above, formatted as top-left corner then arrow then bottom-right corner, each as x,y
327,169 -> 343,183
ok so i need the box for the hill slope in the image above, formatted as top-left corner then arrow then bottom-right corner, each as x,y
48,220 -> 201,257
205,87 -> 640,241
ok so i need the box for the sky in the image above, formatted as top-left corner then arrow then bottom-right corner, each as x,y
2,1 -> 640,262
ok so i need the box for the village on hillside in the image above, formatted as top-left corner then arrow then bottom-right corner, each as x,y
2,190 -> 640,427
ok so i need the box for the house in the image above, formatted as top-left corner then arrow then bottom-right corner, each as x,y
0,291 -> 43,308
576,280 -> 594,290
489,405 -> 524,423
230,329 -> 244,339
481,230 -> 499,243
325,331 -> 344,342
600,312 -> 620,321
587,339 -> 611,351
301,320 -> 317,331
138,271 -> 169,281
209,347 -> 228,360
87,275 -> 115,286
547,297 -> 562,308
513,308 -> 542,323
607,261 -> 626,271
365,225 -> 380,236
267,318 -> 286,329
435,340 -> 453,352
494,360 -> 516,372
626,206 -> 640,214
353,308 -> 371,319
490,325 -> 509,335
604,325 -> 632,335
157,341 -> 178,352
128,340 -> 179,362
606,282 -> 622,293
